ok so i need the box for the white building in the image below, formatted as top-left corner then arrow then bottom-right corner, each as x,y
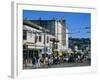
23,18 -> 68,60
55,18 -> 68,51
23,20 -> 54,56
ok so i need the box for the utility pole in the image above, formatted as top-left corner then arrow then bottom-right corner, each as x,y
43,30 -> 46,58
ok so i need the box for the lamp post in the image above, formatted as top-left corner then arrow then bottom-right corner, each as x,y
50,38 -> 59,55
42,29 -> 50,58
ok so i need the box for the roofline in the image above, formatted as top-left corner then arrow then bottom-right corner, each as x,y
23,20 -> 50,32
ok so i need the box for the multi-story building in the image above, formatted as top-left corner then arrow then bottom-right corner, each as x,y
23,18 -> 68,64
27,18 -> 68,49
54,18 -> 68,51
23,20 -> 54,56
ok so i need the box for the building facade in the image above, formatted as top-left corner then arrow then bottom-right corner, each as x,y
23,18 -> 68,66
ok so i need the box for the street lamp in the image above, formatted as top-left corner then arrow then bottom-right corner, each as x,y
50,38 -> 59,55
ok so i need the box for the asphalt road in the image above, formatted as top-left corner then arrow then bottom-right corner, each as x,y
23,61 -> 90,69
49,62 -> 90,68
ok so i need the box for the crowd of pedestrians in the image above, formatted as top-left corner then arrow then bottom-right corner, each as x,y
23,50 -> 90,69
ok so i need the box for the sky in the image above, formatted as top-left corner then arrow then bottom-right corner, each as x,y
23,10 -> 91,38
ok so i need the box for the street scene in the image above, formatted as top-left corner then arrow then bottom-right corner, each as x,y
23,10 -> 91,69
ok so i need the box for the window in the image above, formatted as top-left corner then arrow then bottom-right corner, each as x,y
39,35 -> 41,42
35,36 -> 38,43
23,45 -> 27,50
23,30 -> 27,40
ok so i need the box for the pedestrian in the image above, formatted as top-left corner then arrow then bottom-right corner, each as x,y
44,57 -> 48,68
